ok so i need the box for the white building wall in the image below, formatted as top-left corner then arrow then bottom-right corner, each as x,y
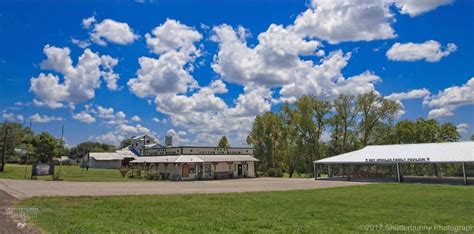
89,159 -> 122,169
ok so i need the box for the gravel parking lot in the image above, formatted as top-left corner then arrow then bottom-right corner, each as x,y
0,178 -> 370,199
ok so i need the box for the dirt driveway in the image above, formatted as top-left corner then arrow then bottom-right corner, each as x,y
0,178 -> 370,199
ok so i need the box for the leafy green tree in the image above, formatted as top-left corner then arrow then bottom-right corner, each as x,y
438,123 -> 459,142
31,132 -> 61,163
119,137 -> 132,149
69,141 -> 116,159
292,96 -> 331,175
217,136 -> 230,148
279,103 -> 301,177
0,123 -> 34,167
247,112 -> 283,171
471,134 -> 474,141
329,95 -> 359,154
357,92 -> 401,146
394,119 -> 460,144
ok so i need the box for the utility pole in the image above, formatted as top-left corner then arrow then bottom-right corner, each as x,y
24,122 -> 32,179
1,125 -> 8,172
58,124 -> 64,178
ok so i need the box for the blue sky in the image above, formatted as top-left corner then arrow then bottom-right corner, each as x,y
1,0 -> 473,146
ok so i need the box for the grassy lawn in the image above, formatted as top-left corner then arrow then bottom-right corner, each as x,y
0,163 -> 131,182
17,183 -> 474,233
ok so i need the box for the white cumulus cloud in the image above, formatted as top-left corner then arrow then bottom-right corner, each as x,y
386,40 -> 457,62
456,123 -> 469,134
131,115 -> 141,122
84,17 -> 139,46
29,45 -> 119,108
424,77 -> 474,118
394,0 -> 453,17
386,88 -> 431,101
72,111 -> 96,123
28,113 -> 63,123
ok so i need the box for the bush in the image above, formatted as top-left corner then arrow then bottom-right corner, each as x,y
145,172 -> 161,180
119,168 -> 129,178
266,168 -> 283,177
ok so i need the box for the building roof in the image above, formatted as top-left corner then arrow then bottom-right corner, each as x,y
314,141 -> 474,165
131,154 -> 258,164
90,149 -> 137,161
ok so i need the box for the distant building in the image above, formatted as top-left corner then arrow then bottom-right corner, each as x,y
86,149 -> 137,169
85,134 -> 258,181
129,135 -> 257,180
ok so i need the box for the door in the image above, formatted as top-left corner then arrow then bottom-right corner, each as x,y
182,163 -> 190,178
237,164 -> 243,176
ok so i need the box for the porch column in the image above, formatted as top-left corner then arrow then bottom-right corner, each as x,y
174,163 -> 180,180
227,162 -> 233,179
243,162 -> 248,177
212,162 -> 218,179
462,162 -> 468,186
164,163 -> 169,180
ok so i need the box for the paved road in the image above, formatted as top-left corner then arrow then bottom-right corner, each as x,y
0,178 -> 370,199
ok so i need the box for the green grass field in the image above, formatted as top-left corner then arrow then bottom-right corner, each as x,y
17,184 -> 474,233
0,163 -> 131,181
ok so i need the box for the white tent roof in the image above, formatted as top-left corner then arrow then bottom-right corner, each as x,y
130,155 -> 258,164
315,141 -> 474,164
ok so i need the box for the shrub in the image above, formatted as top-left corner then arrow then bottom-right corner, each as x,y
266,168 -> 283,177
145,172 -> 161,180
119,168 -> 129,178
135,169 -> 142,178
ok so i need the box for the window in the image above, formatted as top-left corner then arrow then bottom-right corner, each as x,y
189,165 -> 196,174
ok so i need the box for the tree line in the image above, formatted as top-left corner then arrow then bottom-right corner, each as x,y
246,92 -> 464,177
0,122 -> 116,169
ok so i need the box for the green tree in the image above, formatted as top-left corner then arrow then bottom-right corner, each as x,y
31,132 -> 61,163
471,134 -> 474,141
247,112 -> 283,171
357,92 -> 401,146
293,96 -> 331,175
0,122 -> 34,168
329,95 -> 359,155
119,137 -> 132,149
69,141 -> 116,159
394,119 -> 460,144
217,136 -> 230,148
279,103 -> 301,177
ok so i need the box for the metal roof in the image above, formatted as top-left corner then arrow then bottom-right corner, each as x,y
130,154 -> 258,163
314,141 -> 474,165
90,148 -> 138,161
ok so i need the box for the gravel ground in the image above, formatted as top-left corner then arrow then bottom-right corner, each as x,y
0,177 -> 370,199
0,191 -> 40,234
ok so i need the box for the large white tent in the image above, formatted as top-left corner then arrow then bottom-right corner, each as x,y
313,141 -> 474,185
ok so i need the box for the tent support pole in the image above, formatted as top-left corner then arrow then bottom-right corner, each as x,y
396,163 -> 401,183
434,163 -> 440,178
328,165 -> 332,178
314,163 -> 317,180
462,163 -> 468,186
346,164 -> 350,181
